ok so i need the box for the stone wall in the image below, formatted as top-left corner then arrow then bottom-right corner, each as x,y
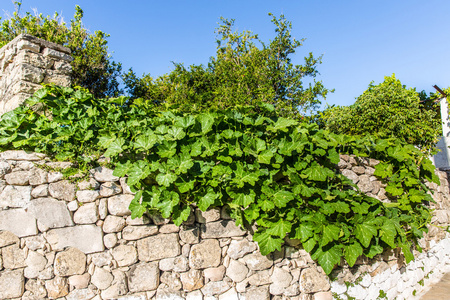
0,34 -> 72,115
0,150 -> 449,300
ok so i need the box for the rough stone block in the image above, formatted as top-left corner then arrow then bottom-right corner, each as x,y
0,209 -> 37,237
46,225 -> 104,254
128,262 -> 159,293
137,233 -> 180,262
0,185 -> 32,208
28,197 -> 74,230
0,269 -> 25,299
189,239 -> 221,269
201,220 -> 246,238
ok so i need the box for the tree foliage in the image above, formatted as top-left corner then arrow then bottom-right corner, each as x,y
0,2 -> 121,97
123,14 -> 331,117
0,85 -> 438,275
320,75 -> 441,154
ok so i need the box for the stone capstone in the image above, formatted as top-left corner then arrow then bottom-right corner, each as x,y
128,262 -> 160,293
54,247 -> 86,276
46,225 -> 104,254
189,239 -> 221,269
137,233 -> 180,262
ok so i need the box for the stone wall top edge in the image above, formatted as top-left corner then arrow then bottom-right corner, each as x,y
0,33 -> 71,55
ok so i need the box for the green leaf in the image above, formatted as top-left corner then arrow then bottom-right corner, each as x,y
303,237 -> 317,252
295,223 -> 315,242
104,137 -> 125,157
113,161 -> 132,177
198,113 -> 214,133
317,245 -> 342,275
258,150 -> 274,164
344,242 -> 363,267
273,190 -> 295,208
327,148 -> 340,164
253,231 -> 283,255
167,127 -> 186,140
157,140 -> 177,158
302,162 -> 329,181
175,179 -> 195,193
355,221 -> 378,248
266,219 -> 292,238
385,183 -> 403,196
156,172 -> 177,187
322,224 -> 340,247
134,133 -> 157,151
267,117 -> 298,132
127,160 -> 151,186
129,191 -> 146,219
172,205 -> 192,226
198,188 -> 221,211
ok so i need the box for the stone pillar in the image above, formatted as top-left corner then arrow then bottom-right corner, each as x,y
0,34 -> 73,116
433,97 -> 450,169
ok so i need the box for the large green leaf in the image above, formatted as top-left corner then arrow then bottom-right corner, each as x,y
317,245 -> 342,275
104,137 -> 125,157
322,224 -> 341,246
253,231 -> 283,255
344,241 -> 363,267
355,221 -> 378,248
198,113 -> 214,133
198,188 -> 221,211
267,117 -> 298,132
266,219 -> 292,238
156,172 -> 177,187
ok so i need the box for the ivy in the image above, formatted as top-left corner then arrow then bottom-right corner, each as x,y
0,86 -> 439,275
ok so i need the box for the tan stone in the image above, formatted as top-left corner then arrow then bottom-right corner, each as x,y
122,225 -> 158,240
299,267 -> 330,293
204,265 -> 226,282
112,244 -> 138,267
100,181 -> 122,197
0,230 -> 19,247
180,269 -> 204,291
101,270 -> 128,299
54,248 -> 86,276
227,239 -> 257,259
201,220 -> 246,238
189,239 -> 221,269
128,262 -> 159,293
2,244 -> 26,269
240,252 -> 273,271
92,266 -> 114,290
179,225 -> 200,244
68,273 -> 91,289
45,276 -> 69,299
137,233 -> 180,262
0,269 -> 25,299
226,259 -> 248,282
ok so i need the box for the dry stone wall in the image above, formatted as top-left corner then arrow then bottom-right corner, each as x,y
0,150 -> 449,300
0,34 -> 72,115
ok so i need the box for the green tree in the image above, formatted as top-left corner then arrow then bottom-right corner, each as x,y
320,74 -> 441,154
0,2 -> 122,97
123,14 -> 331,116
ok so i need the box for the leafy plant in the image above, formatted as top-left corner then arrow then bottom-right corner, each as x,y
0,86 -> 438,275
320,75 -> 441,155
123,14 -> 331,117
0,2 -> 122,97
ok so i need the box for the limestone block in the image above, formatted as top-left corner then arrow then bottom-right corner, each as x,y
68,273 -> 90,289
43,73 -> 71,86
4,170 -> 30,185
201,280 -> 231,296
137,233 -> 180,262
54,248 -> 86,276
128,262 -> 159,293
108,194 -> 134,216
120,177 -> 134,194
46,225 -> 104,254
122,225 -> 158,240
160,224 -> 180,233
0,230 -> 19,247
247,270 -> 271,286
0,269 -> 25,299
77,178 -> 100,190
180,269 -> 204,292
17,63 -> 45,83
0,185 -> 32,208
357,175 -> 374,193
126,214 -> 151,225
341,169 -> 359,184
104,233 -> 118,249
179,225 -> 200,244
47,171 -> 63,182
218,287 -> 240,300
99,198 -> 108,219
186,290 -> 203,300
196,208 -> 221,223
160,271 -> 183,290
0,160 -> 11,175
0,209 -> 37,237
31,184 -> 48,198
2,244 -> 26,269
226,259 -> 249,282
24,279 -> 47,299
244,285 -> 270,300
90,251 -> 113,267
189,239 -> 221,269
42,47 -> 73,61
66,288 -> 96,300
45,276 -> 69,299
17,40 -> 40,53
100,181 -> 122,197
201,220 -> 246,238
299,267 -> 330,293
76,190 -> 100,203
269,267 -> 293,295
74,202 -> 98,224
155,287 -> 184,299
112,244 -> 138,267
24,250 -> 47,278
204,265 -> 226,282
103,215 -> 126,233
53,60 -> 72,74
227,239 -> 257,260
92,266 -> 114,290
313,291 -> 334,300
48,180 -> 76,201
101,270 -> 128,299
90,166 -> 119,182
28,197 -> 73,230
240,252 -> 273,271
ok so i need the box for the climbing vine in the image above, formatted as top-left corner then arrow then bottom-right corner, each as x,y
0,86 -> 439,274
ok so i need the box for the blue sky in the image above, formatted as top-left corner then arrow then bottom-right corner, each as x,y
2,0 -> 450,107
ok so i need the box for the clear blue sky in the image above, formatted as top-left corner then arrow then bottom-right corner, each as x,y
2,0 -> 449,107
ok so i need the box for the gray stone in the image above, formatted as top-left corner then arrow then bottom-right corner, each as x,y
120,177 -> 134,194
269,267 -> 293,295
0,160 -> 11,175
0,185 -> 32,208
68,273 -> 91,289
179,225 -> 200,244
24,250 -> 47,278
45,276 -> 69,299
226,259 -> 248,282
77,178 -> 100,190
240,252 -> 273,271
100,181 -> 122,197
245,285 -> 270,300
67,200 -> 78,211
104,233 -> 118,249
126,214 -> 151,225
99,198 -> 108,219
137,233 -> 181,262
54,247 -> 86,276
122,225 -> 159,240
108,194 -> 134,216
101,270 -> 128,299
47,171 -> 63,183
189,239 -> 221,269
128,262 -> 160,293
90,251 -> 113,267
0,269 -> 25,299
196,208 -> 221,223
341,169 -> 359,184
299,267 -> 330,293
155,286 -> 184,300
24,279 -> 47,299
66,288 -> 96,300
227,239 -> 257,259
112,244 -> 138,267
247,270 -> 271,286
90,166 -> 119,182
73,202 -> 98,224
103,215 -> 126,233
201,220 -> 246,238
352,166 -> 366,175
160,224 -> 180,233
201,280 -> 231,296
357,175 -> 374,193
92,266 -> 114,290
186,290 -> 203,300
29,168 -> 48,185
5,170 -> 30,185
31,184 -> 48,198
0,150 -> 44,161
180,269 -> 204,291
76,190 -> 100,203
160,271 -> 183,290
28,197 -> 73,230
46,225 -> 104,254
0,209 -> 38,238
48,180 -> 76,201
2,243 -> 26,269
219,287 -> 240,300
0,230 -> 19,247
204,265 -> 226,282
